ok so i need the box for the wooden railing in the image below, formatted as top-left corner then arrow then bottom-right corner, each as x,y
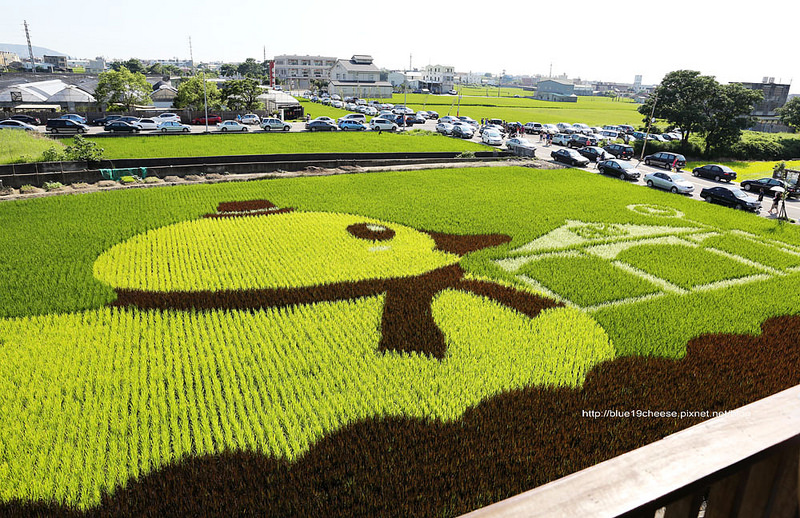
462,384 -> 800,518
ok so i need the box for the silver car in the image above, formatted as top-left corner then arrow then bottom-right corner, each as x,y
260,118 -> 291,131
436,122 -> 454,135
644,171 -> 695,194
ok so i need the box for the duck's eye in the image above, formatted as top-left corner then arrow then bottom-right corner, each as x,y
347,223 -> 396,241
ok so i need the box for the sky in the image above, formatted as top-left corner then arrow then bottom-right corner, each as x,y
2,0 -> 798,93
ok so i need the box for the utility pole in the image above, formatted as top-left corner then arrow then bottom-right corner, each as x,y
24,20 -> 35,75
639,93 -> 658,162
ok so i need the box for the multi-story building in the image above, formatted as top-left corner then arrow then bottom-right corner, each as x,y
420,64 -> 454,94
328,55 -> 393,98
43,55 -> 68,70
0,51 -> 20,67
273,55 -> 336,90
387,71 -> 422,90
736,78 -> 792,133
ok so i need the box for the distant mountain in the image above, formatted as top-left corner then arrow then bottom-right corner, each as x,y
0,43 -> 69,59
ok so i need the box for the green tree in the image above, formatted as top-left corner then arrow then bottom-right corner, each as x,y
777,97 -> 800,130
94,66 -> 152,111
221,78 -> 264,111
237,58 -> 262,78
699,83 -> 762,154
638,70 -> 718,147
173,75 -> 221,110
147,62 -> 164,75
220,63 -> 238,77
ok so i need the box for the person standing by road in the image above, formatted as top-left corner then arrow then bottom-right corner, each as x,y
769,192 -> 781,215
758,186 -> 765,202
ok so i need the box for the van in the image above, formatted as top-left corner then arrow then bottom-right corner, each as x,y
337,113 -> 367,124
46,118 -> 89,134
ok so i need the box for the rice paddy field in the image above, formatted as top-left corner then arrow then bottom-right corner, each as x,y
2,166 -> 800,516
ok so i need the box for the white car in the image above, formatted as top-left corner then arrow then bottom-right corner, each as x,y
644,171 -> 695,194
338,113 -> 367,124
260,118 -> 291,131
133,118 -> 159,131
506,137 -> 536,153
436,122 -> 454,135
552,133 -> 572,146
157,121 -> 190,133
217,120 -> 249,132
240,114 -> 261,125
481,129 -> 503,145
370,118 -> 398,132
439,115 -> 459,125
0,119 -> 36,131
154,113 -> 181,123
312,116 -> 336,125
541,124 -> 559,135
332,100 -> 344,109
380,103 -> 394,110
363,106 -> 378,116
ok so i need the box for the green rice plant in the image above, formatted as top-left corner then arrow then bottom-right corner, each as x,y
43,181 -> 63,191
119,176 -> 137,184
616,243 -> 761,290
518,254 -> 661,306
702,233 -> 800,270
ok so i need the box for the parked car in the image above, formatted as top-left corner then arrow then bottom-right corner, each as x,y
133,118 -> 159,131
556,122 -> 576,134
103,121 -> 141,133
363,106 -> 378,116
572,123 -> 592,134
598,159 -> 642,180
370,118 -> 399,132
739,177 -> 799,198
700,186 -> 761,212
392,105 -> 414,115
260,118 -> 291,131
338,120 -> 368,131
0,119 -> 36,131
691,164 -> 737,182
9,114 -> 41,125
452,123 -> 475,139
457,116 -> 479,127
46,118 -> 89,134
306,120 -> 338,131
217,120 -> 249,132
552,133 -> 572,146
58,113 -> 87,124
311,116 -> 336,125
524,122 -> 543,134
540,124 -> 558,135
91,115 -> 122,126
157,121 -> 190,133
618,124 -> 635,134
435,121 -> 454,135
644,151 -> 686,170
480,124 -> 505,136
154,113 -> 181,123
600,130 -> 620,140
338,113 -> 367,124
481,129 -> 503,145
426,110 -> 439,120
603,143 -> 634,160
577,146 -> 610,162
191,114 -> 222,125
645,171 -> 694,194
447,89 -> 458,95
567,134 -> 599,148
332,100 -> 344,109
506,137 -> 536,154
439,115 -> 459,125
240,114 -> 261,125
552,148 -> 590,167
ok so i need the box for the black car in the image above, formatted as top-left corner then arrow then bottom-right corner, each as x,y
45,119 -> 89,134
306,120 -> 338,131
91,115 -> 122,126
9,114 -> 40,125
700,186 -> 761,212
103,121 -> 140,133
451,124 -> 474,139
644,151 -> 686,171
603,143 -> 634,160
739,177 -> 799,198
567,134 -> 599,148
692,164 -> 737,182
598,159 -> 641,180
551,148 -> 590,167
578,146 -> 610,162
426,111 -> 440,120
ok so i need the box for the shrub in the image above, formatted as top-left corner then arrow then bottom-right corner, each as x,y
19,184 -> 38,194
40,147 -> 65,162
63,135 -> 104,162
119,176 -> 137,185
456,151 -> 476,158
144,176 -> 163,184
43,181 -> 63,191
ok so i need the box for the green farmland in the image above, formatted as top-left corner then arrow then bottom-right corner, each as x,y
2,166 -> 800,515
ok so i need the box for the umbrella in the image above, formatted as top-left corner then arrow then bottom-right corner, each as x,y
770,186 -> 786,193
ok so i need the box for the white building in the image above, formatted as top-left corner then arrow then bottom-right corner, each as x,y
328,55 -> 393,98
273,55 -> 336,90
421,64 -> 455,93
387,71 -> 422,90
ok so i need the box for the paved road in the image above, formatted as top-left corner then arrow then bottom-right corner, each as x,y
25,119 -> 799,223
